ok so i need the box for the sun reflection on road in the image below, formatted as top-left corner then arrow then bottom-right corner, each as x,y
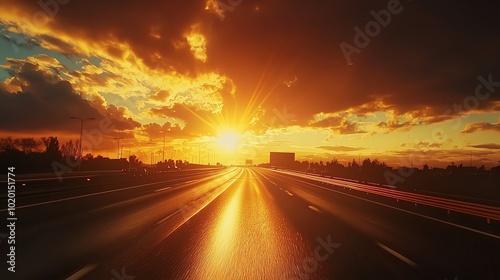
189,169 -> 310,279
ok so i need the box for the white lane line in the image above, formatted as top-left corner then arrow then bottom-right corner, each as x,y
154,187 -> 172,192
0,180 -> 175,212
376,242 -> 418,268
153,169 -> 243,235
278,175 -> 500,241
285,190 -> 294,197
91,196 -> 148,212
156,210 -> 181,225
183,179 -> 199,185
0,175 -> 98,183
2,170 -> 236,211
308,205 -> 321,213
65,263 -> 98,280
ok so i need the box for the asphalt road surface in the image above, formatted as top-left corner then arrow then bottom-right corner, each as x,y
1,167 -> 499,280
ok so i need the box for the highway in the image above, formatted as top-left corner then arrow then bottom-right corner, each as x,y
1,167 -> 499,279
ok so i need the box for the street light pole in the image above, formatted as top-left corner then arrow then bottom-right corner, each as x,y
159,129 -> 171,163
114,137 -> 123,159
146,142 -> 155,166
70,116 -> 95,171
128,149 -> 131,169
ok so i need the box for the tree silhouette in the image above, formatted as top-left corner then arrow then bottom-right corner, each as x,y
42,137 -> 62,162
18,138 -> 41,153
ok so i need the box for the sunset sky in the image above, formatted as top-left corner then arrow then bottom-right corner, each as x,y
0,0 -> 499,167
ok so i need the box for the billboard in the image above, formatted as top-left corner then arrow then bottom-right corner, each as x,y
270,152 -> 295,168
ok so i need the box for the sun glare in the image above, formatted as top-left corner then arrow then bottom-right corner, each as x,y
216,130 -> 241,151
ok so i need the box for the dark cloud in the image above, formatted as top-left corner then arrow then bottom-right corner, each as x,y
317,146 -> 366,152
98,104 -> 141,131
414,141 -> 443,150
140,122 -> 183,142
1,33 -> 40,49
150,90 -> 170,102
1,0 -> 500,134
461,121 -> 500,134
469,144 -> 500,150
149,104 -> 220,137
0,61 -> 140,133
22,0 -> 205,72
377,120 -> 415,132
202,0 -> 500,123
310,115 -> 366,134
39,34 -> 82,57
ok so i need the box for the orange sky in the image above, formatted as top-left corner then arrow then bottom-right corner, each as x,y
0,0 -> 499,167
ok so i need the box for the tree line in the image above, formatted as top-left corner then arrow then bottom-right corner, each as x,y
0,137 -> 63,173
0,136 -> 188,173
0,136 -> 198,174
278,158 -> 500,200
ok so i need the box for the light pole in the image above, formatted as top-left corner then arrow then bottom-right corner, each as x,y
183,142 -> 189,162
146,142 -> 155,166
114,137 -> 123,159
159,129 -> 171,163
70,116 -> 95,171
128,149 -> 131,169
207,146 -> 211,165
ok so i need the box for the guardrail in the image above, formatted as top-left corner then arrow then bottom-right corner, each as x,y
272,169 -> 500,223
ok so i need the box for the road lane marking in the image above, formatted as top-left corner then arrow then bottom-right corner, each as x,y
308,205 -> 321,213
272,169 -> 500,220
183,179 -> 200,185
156,210 -> 181,225
0,169 -> 239,212
154,187 -> 172,192
65,263 -> 98,280
155,168 -> 242,227
91,195 -> 152,212
0,175 -> 98,183
3,180 -> 186,211
285,190 -> 294,196
263,171 -> 500,240
376,242 -> 418,268
154,168 -> 244,238
0,180 -> 175,211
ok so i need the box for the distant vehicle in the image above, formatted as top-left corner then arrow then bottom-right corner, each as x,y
168,165 -> 181,172
121,168 -> 148,177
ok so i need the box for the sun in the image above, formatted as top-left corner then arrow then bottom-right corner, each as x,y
216,130 -> 241,151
